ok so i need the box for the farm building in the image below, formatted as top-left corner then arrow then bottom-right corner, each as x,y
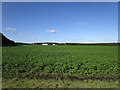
42,44 -> 48,45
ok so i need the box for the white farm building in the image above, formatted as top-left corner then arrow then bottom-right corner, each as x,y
42,44 -> 48,45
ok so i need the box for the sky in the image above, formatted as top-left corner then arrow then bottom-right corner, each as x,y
2,2 -> 118,43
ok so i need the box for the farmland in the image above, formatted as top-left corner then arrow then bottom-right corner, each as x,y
2,45 -> 119,88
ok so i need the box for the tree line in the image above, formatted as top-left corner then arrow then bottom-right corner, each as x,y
0,33 -> 120,46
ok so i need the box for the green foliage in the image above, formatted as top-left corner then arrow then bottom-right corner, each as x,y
2,45 -> 119,80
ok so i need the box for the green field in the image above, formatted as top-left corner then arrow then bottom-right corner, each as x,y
2,45 -> 119,88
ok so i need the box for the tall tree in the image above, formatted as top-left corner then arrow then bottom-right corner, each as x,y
0,33 -> 16,46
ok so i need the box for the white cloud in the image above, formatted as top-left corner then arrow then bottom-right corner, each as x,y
31,37 -> 36,39
76,21 -> 87,25
5,27 -> 16,31
30,37 -> 37,41
73,39 -> 84,42
46,29 -> 57,33
88,40 -> 96,42
102,39 -> 118,43
18,33 -> 24,35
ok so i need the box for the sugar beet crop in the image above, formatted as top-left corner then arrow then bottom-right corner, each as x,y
2,45 -> 119,81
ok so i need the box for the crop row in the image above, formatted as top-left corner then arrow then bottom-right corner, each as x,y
2,45 -> 119,79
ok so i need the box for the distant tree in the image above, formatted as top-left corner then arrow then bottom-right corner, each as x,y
0,33 -> 16,46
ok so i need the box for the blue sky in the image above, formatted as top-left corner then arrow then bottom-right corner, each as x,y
2,2 -> 118,43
